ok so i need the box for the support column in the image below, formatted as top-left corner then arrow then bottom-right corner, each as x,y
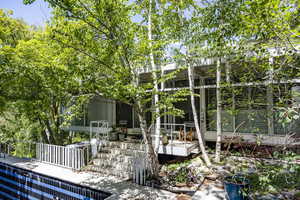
112,100 -> 116,126
225,62 -> 235,131
267,57 -> 274,135
132,107 -> 135,128
267,87 -> 274,134
171,80 -> 176,124
162,70 -> 167,129
83,104 -> 86,127
200,78 -> 206,140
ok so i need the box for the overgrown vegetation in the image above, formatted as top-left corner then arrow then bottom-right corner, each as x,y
224,151 -> 300,197
0,0 -> 299,180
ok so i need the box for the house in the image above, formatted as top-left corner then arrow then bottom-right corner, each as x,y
66,52 -> 300,155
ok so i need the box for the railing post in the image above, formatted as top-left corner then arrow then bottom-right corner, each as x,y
36,143 -> 39,160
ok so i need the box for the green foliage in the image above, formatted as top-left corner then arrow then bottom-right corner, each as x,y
0,9 -> 31,47
233,152 -> 300,195
0,106 -> 41,144
167,159 -> 192,171
166,160 -> 192,184
23,0 -> 36,5
0,8 -> 87,145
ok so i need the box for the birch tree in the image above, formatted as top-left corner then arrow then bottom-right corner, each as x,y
160,0 -> 213,166
215,58 -> 222,162
147,0 -> 161,153
187,59 -> 212,166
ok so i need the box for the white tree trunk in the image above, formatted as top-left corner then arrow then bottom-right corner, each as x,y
187,60 -> 211,167
215,58 -> 222,163
148,0 -> 161,153
132,70 -> 160,177
137,107 -> 160,177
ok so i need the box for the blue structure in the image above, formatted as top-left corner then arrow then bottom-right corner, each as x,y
0,162 -> 111,200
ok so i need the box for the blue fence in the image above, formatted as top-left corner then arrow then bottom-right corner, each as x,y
0,162 -> 111,200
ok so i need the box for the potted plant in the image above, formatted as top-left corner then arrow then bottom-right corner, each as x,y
223,174 -> 249,200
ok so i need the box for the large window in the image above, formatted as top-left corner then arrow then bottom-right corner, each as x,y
206,86 -> 268,134
273,84 -> 300,135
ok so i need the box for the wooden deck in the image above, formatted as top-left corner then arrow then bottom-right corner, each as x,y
95,139 -> 199,157
155,140 -> 199,156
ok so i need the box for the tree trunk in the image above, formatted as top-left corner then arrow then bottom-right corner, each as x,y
148,0 -> 161,153
132,67 -> 160,178
38,117 -> 52,144
136,103 -> 160,177
187,60 -> 211,167
215,58 -> 222,163
41,130 -> 50,144
44,119 -> 56,144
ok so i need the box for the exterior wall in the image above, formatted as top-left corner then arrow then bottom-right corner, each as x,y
87,96 -> 116,126
71,96 -> 116,128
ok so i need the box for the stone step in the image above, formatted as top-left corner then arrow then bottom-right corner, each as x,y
93,158 -> 133,170
96,152 -> 135,160
95,163 -> 132,172
99,147 -> 145,157
84,165 -> 132,179
104,141 -> 145,151
93,155 -> 134,165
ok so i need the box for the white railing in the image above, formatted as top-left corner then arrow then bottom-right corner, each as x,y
36,143 -> 90,170
152,123 -> 195,149
133,151 -> 148,185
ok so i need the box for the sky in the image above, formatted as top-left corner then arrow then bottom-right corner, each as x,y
0,0 -> 52,26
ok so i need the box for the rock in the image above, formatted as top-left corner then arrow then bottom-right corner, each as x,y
161,165 -> 168,172
176,194 -> 192,200
197,166 -> 211,174
206,173 -> 219,180
191,157 -> 204,166
176,183 -> 187,187
282,190 -> 300,200
246,167 -> 256,174
159,171 -> 167,177
256,194 -> 283,200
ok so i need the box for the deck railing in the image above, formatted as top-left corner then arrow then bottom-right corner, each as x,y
152,123 -> 196,148
36,143 -> 90,170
